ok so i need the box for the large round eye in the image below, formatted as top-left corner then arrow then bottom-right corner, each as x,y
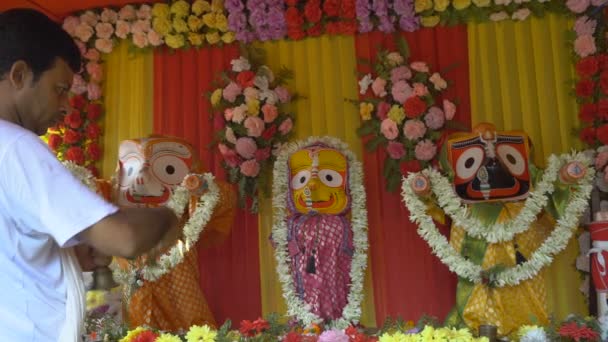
151,155 -> 189,185
291,170 -> 311,190
318,169 -> 344,187
455,147 -> 484,181
497,145 -> 526,176
118,157 -> 142,187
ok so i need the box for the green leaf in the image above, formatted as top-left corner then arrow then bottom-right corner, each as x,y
365,134 -> 387,151
395,35 -> 411,61
356,120 -> 378,136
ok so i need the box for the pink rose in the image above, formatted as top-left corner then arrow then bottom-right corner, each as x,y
224,108 -> 234,121
232,105 -> 247,124
386,141 -> 406,159
443,99 -> 456,120
223,82 -> 242,103
95,22 -> 114,39
244,116 -> 265,137
391,81 -> 413,103
101,8 -> 118,23
87,82 -> 102,101
132,32 -> 148,48
596,151 -> 608,169
131,20 -> 151,35
574,16 -> 596,36
80,11 -> 99,26
225,127 -> 237,144
262,104 -> 278,123
279,118 -> 293,135
74,22 -> 94,42
71,74 -> 87,95
218,143 -> 231,155
380,118 -> 399,140
62,16 -> 80,36
574,35 -> 597,57
95,38 -> 114,54
255,147 -> 271,161
84,48 -> 100,61
403,119 -> 426,140
429,72 -> 447,90
371,77 -> 387,97
147,30 -> 164,46
377,101 -> 391,120
592,0 -> 607,5
390,66 -> 412,83
119,5 -> 137,21
274,86 -> 291,103
218,144 -> 241,167
424,106 -> 445,129
410,61 -> 429,73
566,0 -> 591,13
413,83 -> 429,96
115,20 -> 131,39
415,139 -> 437,161
235,137 -> 257,159
86,62 -> 103,83
318,330 -> 349,342
137,4 -> 152,20
243,87 -> 260,100
240,159 -> 261,177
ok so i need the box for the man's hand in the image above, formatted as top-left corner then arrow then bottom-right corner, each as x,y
74,244 -> 112,272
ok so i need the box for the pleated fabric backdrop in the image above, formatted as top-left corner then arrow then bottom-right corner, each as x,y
467,14 -> 586,319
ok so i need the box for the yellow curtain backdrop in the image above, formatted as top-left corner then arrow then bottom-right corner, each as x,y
254,36 -> 377,327
468,14 -> 586,319
101,40 -> 154,179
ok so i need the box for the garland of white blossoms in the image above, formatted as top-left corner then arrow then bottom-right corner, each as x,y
272,136 -> 369,328
401,152 -> 594,287
112,173 -> 220,286
63,161 -> 98,192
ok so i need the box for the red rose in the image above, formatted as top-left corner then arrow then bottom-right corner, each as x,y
86,103 -> 102,121
86,123 -> 102,139
236,71 -> 255,88
261,124 -> 277,140
254,146 -> 271,161
575,79 -> 595,98
576,56 -> 599,77
64,110 -> 83,129
86,143 -> 102,161
601,70 -> 608,95
598,54 -> 608,70
239,320 -> 257,337
285,7 -> 304,27
283,331 -> 303,342
47,134 -> 62,151
403,96 -> 427,118
63,129 -> 81,144
132,330 -> 159,342
580,126 -> 597,145
599,99 -> 608,120
579,103 -> 597,122
323,0 -> 340,17
307,23 -> 323,36
341,0 -> 356,18
288,28 -> 306,40
599,124 -> 608,145
69,95 -> 87,110
65,146 -> 85,165
339,20 -> 357,34
326,22 -> 340,35
304,0 -> 322,23
252,318 -> 269,333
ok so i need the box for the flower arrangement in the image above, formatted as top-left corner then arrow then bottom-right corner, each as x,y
211,52 -> 295,212
225,0 -> 287,43
151,0 -> 235,49
356,0 -> 419,33
284,0 -> 358,40
356,39 -> 457,192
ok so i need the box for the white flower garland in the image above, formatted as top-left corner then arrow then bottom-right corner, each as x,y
272,136 -> 369,329
63,161 -> 98,192
401,152 -> 594,287
112,173 -> 220,286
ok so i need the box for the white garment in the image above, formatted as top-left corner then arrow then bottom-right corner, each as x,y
0,120 -> 118,341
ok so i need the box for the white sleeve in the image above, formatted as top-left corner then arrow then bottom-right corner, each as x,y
0,133 -> 118,247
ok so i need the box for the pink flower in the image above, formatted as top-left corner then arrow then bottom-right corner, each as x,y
84,49 -> 100,61
80,11 -> 99,26
592,0 -> 607,5
255,147 -> 271,161
225,126 -> 237,144
279,118 -> 293,135
137,4 -> 152,20
244,87 -> 260,100
415,139 -> 437,161
377,101 -> 391,120
100,8 -> 118,23
574,35 -> 597,57
274,86 -> 291,103
86,62 -> 103,83
443,99 -> 456,120
262,104 -> 278,123
318,330 -> 349,342
87,83 -> 102,101
95,22 -> 114,39
62,16 -> 80,36
115,20 -> 131,39
596,151 -> 608,169
218,143 -> 232,155
574,16 -> 596,36
390,66 -> 412,84
429,72 -> 447,90
147,30 -> 164,46
71,75 -> 87,95
380,118 -> 399,140
223,82 -> 242,103
224,108 -> 234,121
391,81 -> 413,103
424,106 -> 445,129
371,77 -> 387,97
74,22 -> 94,42
403,119 -> 426,140
232,105 -> 247,124
412,83 -> 428,96
410,61 -> 429,73
131,20 -> 151,35
119,5 -> 137,21
244,116 -> 265,137
235,137 -> 258,159
219,144 -> 241,167
75,40 -> 87,56
132,32 -> 148,48
240,159 -> 261,177
386,141 -> 406,159
566,0 -> 591,13
95,38 -> 114,54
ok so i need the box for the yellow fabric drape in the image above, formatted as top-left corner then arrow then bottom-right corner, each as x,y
255,36 -> 377,327
101,41 -> 154,179
468,14 -> 586,320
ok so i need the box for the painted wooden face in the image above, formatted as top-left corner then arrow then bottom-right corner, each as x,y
288,144 -> 349,214
116,136 -> 196,207
446,123 -> 531,203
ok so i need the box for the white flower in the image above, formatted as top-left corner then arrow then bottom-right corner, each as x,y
80,10 -> 99,26
231,56 -> 251,72
232,104 -> 248,123
260,89 -> 278,105
429,72 -> 447,90
254,75 -> 269,90
512,8 -> 531,21
358,74 -> 373,95
521,329 -> 548,342
100,8 -> 118,23
257,65 -> 275,83
489,11 -> 509,21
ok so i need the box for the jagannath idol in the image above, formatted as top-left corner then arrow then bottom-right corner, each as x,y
100,135 -> 237,332
402,123 -> 594,336
271,136 -> 369,328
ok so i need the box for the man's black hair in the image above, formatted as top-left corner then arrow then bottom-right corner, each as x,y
0,8 -> 81,80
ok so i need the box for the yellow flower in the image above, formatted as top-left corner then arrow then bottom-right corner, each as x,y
192,0 -> 211,15
173,18 -> 189,33
152,3 -> 170,18
388,105 -> 405,124
221,31 -> 235,43
359,102 -> 374,120
434,0 -> 450,11
472,0 -> 490,6
171,0 -> 191,17
453,0 -> 471,9
86,290 -> 105,310
414,0 -> 433,13
119,327 -> 147,342
165,34 -> 185,49
185,325 -> 217,342
247,99 -> 260,116
206,31 -> 221,44
211,0 -> 224,12
215,14 -> 228,31
202,13 -> 217,27
211,89 -> 223,106
188,15 -> 203,31
420,15 -> 440,27
156,333 -> 182,342
153,17 -> 172,36
188,32 -> 204,46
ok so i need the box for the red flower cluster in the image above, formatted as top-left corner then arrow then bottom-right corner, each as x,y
576,53 -> 608,146
285,0 -> 356,40
558,322 -> 599,342
239,318 -> 270,337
